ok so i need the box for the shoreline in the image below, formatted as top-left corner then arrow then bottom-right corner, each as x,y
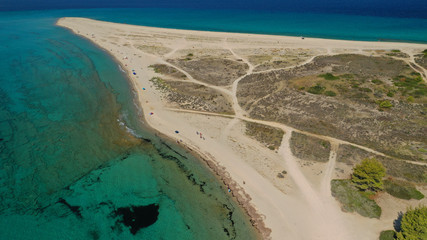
61,18 -> 427,47
56,17 -> 427,240
119,44 -> 270,238
57,19 -> 269,238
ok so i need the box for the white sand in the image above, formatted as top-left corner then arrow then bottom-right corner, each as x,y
57,17 -> 427,240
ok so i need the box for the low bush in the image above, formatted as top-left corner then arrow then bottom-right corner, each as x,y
331,179 -> 382,218
318,73 -> 339,80
359,87 -> 373,93
379,230 -> 396,240
384,179 -> 424,200
387,91 -> 395,97
324,90 -> 337,96
372,79 -> 383,84
379,100 -> 393,108
393,75 -> 427,98
307,84 -> 325,94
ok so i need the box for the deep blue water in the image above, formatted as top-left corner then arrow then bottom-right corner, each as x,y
2,0 -> 427,19
0,11 -> 257,239
4,8 -> 426,43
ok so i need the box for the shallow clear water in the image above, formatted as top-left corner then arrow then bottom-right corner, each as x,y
0,11 -> 257,239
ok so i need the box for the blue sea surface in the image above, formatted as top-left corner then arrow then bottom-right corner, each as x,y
4,8 -> 427,43
0,11 -> 258,239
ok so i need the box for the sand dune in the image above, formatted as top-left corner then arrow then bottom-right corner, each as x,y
57,17 -> 427,239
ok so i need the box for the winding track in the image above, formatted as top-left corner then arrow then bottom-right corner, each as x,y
144,40 -> 427,166
134,38 -> 427,217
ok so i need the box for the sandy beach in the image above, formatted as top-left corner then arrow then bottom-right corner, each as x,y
57,17 -> 427,240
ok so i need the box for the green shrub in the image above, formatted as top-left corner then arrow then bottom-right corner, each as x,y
372,79 -> 383,84
331,179 -> 382,218
359,87 -> 373,93
393,75 -> 427,97
391,49 -> 401,53
325,90 -> 337,96
318,73 -> 340,80
396,206 -> 427,240
384,179 -> 424,200
423,49 -> 427,56
380,230 -> 396,240
406,96 -> 414,102
387,91 -> 395,97
307,84 -> 326,94
352,158 -> 386,192
379,100 -> 393,108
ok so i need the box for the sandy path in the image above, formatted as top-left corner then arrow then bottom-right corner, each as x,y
320,143 -> 338,197
278,132 -> 355,240
167,107 -> 427,167
226,44 -> 254,118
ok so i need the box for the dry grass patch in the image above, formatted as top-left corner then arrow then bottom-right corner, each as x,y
289,132 -> 331,162
244,122 -> 284,150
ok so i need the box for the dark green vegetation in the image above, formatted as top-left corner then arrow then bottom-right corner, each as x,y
351,158 -> 386,192
396,206 -> 427,240
168,57 -> 248,86
318,73 -> 339,80
237,54 -> 427,161
289,132 -> 331,162
307,83 -> 326,94
324,90 -> 337,96
149,64 -> 187,79
306,74 -> 339,97
245,122 -> 284,150
331,179 -> 382,218
336,144 -> 427,183
372,79 -> 383,84
379,230 -> 396,240
392,73 -> 426,99
149,77 -> 234,114
384,179 -> 424,200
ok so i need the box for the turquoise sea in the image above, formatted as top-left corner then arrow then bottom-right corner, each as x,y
0,7 -> 426,240
0,10 -> 258,240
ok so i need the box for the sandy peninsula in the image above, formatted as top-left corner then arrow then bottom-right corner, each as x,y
57,17 -> 427,240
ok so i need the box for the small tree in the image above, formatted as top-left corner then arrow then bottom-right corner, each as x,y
396,206 -> 427,240
351,158 -> 386,192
